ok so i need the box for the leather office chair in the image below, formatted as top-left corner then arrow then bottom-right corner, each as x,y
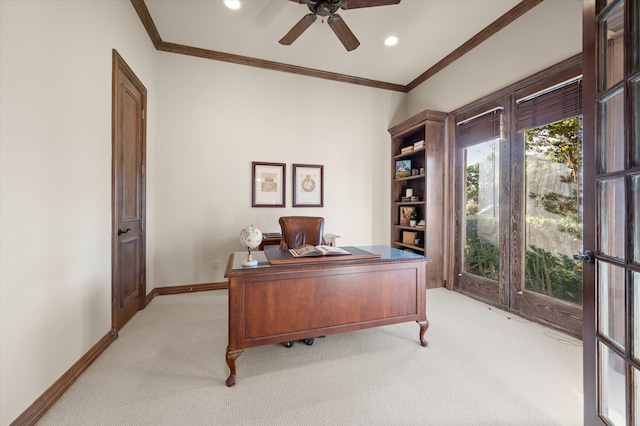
278,216 -> 325,347
278,216 -> 325,251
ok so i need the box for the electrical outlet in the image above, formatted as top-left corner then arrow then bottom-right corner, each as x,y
213,261 -> 219,270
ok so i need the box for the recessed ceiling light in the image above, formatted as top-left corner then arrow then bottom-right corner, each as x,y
384,36 -> 399,47
224,0 -> 241,10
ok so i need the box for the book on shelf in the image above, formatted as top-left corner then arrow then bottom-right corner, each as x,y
262,232 -> 282,238
403,231 -> 417,244
400,146 -> 414,154
413,140 -> 424,149
289,244 -> 351,258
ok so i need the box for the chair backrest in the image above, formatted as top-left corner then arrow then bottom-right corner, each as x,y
278,216 -> 324,250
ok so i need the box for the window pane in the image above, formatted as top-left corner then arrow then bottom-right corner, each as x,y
600,342 -> 627,426
598,177 -> 625,260
598,261 -> 626,349
633,78 -> 640,167
524,118 -> 583,304
635,366 -> 640,426
603,1 -> 625,91
463,139 -> 500,280
634,175 -> 640,264
601,89 -> 625,173
634,271 -> 640,362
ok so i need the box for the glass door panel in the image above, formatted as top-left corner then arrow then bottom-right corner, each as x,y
634,271 -> 640,363
598,177 -> 625,261
600,341 -> 627,426
633,79 -> 640,167
463,139 -> 500,280
601,88 -> 625,173
604,1 -> 625,91
598,260 -> 626,349
524,117 -> 583,304
635,366 -> 640,426
634,175 -> 640,264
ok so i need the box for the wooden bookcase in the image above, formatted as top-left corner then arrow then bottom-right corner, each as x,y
389,110 -> 447,288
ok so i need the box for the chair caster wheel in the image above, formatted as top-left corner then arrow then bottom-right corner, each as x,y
303,338 -> 315,346
283,341 -> 294,348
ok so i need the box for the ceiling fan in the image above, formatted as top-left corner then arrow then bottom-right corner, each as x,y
279,0 -> 401,52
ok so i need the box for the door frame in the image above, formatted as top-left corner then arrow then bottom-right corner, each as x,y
111,49 -> 147,337
582,0 -> 598,413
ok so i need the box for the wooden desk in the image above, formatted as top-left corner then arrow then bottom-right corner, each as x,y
224,245 -> 429,386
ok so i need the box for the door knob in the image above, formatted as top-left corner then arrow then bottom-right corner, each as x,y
118,228 -> 131,236
573,250 -> 595,265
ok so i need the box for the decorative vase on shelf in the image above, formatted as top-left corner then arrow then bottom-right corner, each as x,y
410,220 -> 417,227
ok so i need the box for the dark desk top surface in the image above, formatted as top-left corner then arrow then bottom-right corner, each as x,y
226,245 -> 428,274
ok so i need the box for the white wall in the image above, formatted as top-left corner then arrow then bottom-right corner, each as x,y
405,0 -> 583,115
0,0 -> 583,424
154,53 -> 405,286
0,1 -> 157,424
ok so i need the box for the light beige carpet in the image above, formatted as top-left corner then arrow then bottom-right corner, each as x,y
36,288 -> 583,425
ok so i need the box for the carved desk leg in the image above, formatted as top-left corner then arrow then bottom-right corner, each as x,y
417,320 -> 429,347
225,347 -> 243,387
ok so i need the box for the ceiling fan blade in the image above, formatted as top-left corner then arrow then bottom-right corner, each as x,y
343,0 -> 401,10
327,14 -> 360,51
279,14 -> 317,45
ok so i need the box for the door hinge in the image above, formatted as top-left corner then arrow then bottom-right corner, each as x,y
141,164 -> 145,175
141,219 -> 144,231
139,273 -> 144,287
141,109 -> 145,120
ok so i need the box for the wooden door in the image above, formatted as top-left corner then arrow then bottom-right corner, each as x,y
112,50 -> 147,333
583,0 -> 639,423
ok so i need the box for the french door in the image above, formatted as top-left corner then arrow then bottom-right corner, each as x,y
453,57 -> 585,337
454,103 -> 508,307
512,73 -> 585,337
583,0 -> 640,424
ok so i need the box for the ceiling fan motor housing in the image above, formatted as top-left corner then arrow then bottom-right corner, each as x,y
283,0 -> 400,51
304,0 -> 346,17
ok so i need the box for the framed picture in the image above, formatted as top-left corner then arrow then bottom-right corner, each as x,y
395,159 -> 411,179
400,206 -> 415,226
293,164 -> 323,207
252,162 -> 285,207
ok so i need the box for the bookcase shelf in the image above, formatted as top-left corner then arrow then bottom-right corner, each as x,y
394,174 -> 425,182
394,242 -> 425,252
389,109 -> 447,288
393,146 -> 426,160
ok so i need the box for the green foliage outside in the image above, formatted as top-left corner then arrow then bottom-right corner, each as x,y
464,214 -> 499,281
463,117 -> 583,305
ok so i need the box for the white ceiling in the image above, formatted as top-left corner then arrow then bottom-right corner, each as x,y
144,0 -> 522,86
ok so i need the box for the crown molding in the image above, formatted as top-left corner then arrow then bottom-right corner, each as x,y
130,0 -> 542,93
